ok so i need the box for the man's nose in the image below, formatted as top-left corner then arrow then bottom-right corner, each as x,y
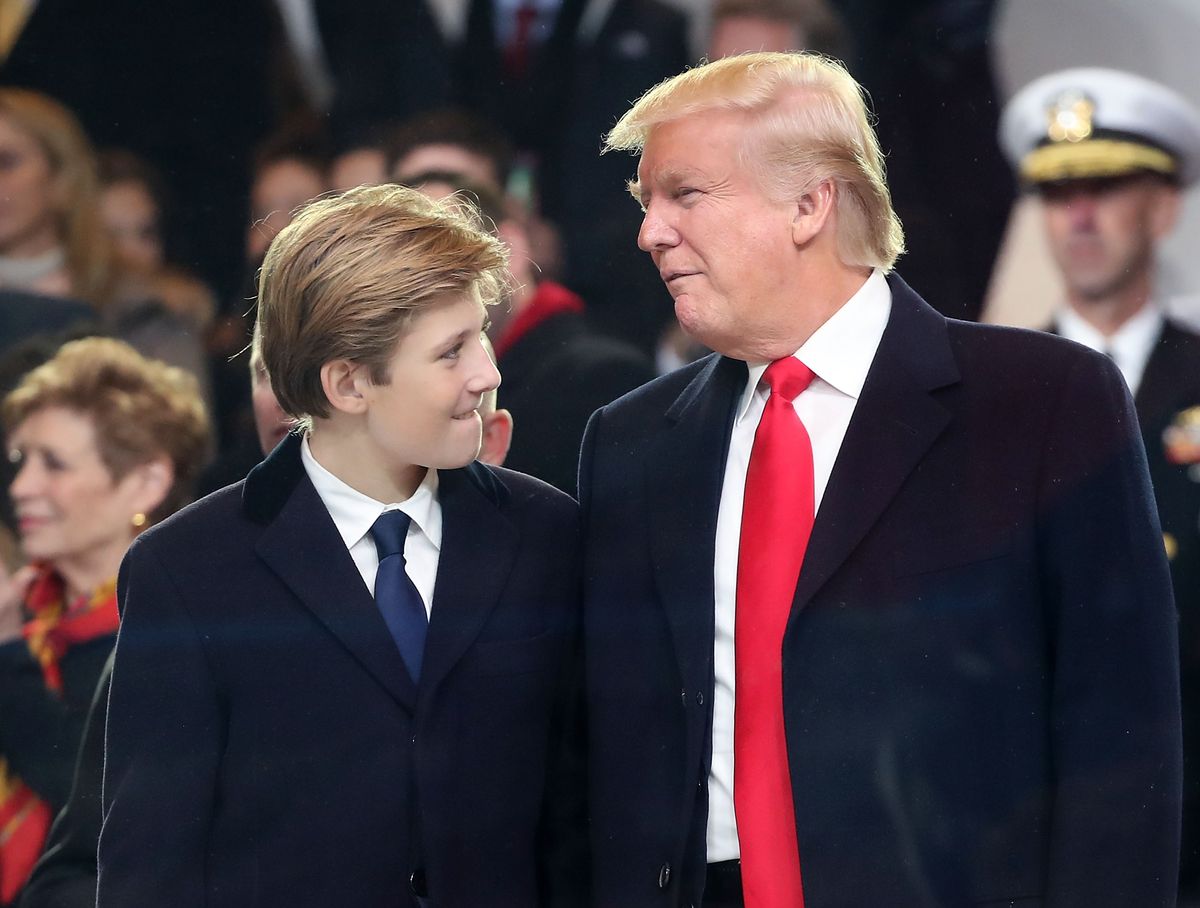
638,205 -> 678,252
1067,193 -> 1099,229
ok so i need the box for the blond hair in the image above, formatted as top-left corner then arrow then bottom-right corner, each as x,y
0,89 -> 115,305
3,337 -> 210,523
256,183 -> 509,426
606,52 -> 904,270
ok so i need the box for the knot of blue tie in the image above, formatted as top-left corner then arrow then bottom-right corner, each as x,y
370,510 -> 411,560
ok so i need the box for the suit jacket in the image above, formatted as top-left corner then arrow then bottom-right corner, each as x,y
98,434 -> 586,908
499,302 -> 654,495
19,654 -> 113,908
1130,320 -> 1200,897
456,0 -> 688,353
579,274 -> 1181,907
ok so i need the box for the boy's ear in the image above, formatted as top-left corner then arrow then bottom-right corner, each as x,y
478,408 -> 513,466
320,359 -> 370,415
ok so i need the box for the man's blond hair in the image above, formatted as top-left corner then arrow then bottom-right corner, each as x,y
606,52 -> 904,270
256,183 -> 508,425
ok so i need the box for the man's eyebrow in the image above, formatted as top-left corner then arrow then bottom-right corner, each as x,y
627,179 -> 643,203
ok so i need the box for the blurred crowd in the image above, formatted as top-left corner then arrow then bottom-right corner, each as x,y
2,0 -> 1200,904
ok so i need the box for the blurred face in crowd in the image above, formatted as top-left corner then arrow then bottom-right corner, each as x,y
8,407 -> 149,570
1041,173 -> 1180,303
0,114 -> 61,258
329,148 -> 387,192
250,353 -> 291,455
709,16 -> 800,58
101,179 -> 163,272
246,158 -> 326,263
634,110 -> 799,359
392,145 -> 503,194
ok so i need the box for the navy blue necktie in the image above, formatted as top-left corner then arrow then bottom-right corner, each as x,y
369,510 -> 428,683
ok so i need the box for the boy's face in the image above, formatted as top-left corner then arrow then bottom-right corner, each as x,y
360,292 -> 500,472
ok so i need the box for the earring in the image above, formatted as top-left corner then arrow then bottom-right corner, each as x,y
131,512 -> 147,529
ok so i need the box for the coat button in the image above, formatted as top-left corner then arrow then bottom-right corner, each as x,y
680,688 -> 688,705
695,690 -> 704,706
409,868 -> 428,896
658,862 -> 671,888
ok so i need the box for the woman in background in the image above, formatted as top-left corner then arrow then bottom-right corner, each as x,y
0,89 -> 112,307
0,337 -> 209,905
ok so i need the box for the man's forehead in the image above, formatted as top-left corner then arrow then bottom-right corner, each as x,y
634,161 -> 702,186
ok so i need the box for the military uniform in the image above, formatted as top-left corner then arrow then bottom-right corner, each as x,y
1003,67 -> 1200,900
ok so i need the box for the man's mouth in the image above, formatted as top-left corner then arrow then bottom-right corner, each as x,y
661,269 -> 698,284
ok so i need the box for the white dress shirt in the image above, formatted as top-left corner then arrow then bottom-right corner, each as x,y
1055,302 -> 1163,397
706,268 -> 892,861
300,436 -> 442,617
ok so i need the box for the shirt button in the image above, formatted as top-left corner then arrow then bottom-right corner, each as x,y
658,862 -> 671,888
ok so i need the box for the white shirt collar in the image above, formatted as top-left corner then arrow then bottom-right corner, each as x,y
300,434 -> 442,553
736,268 -> 892,422
1056,302 -> 1163,394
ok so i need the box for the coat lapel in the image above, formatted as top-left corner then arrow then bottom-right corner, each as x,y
648,354 -> 744,687
792,275 -> 960,612
248,437 -> 419,713
419,463 -> 520,698
1135,320 -> 1189,433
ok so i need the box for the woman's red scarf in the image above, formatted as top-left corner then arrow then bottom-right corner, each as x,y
0,565 -> 117,904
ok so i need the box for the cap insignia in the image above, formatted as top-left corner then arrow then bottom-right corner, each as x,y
1046,91 -> 1095,143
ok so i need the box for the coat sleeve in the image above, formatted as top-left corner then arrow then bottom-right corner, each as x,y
97,539 -> 223,908
1037,353 -> 1182,906
19,655 -> 112,908
0,632 -> 111,811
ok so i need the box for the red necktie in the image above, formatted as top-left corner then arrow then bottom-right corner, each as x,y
735,357 -> 815,907
503,2 -> 540,81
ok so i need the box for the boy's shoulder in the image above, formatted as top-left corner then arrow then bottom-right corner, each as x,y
454,461 -> 578,518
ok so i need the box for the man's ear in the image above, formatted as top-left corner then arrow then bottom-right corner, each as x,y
792,179 -> 837,247
1150,184 -> 1182,240
320,359 -> 370,415
478,408 -> 513,467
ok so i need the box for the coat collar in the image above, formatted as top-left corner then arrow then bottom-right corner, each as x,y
648,354 -> 744,687
790,273 -> 959,614
244,435 -> 517,713
647,274 -> 959,669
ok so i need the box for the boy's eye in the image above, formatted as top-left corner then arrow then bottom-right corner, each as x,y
442,343 -> 463,361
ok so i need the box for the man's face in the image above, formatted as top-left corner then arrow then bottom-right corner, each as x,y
708,15 -> 801,59
1040,174 -> 1179,302
250,356 -> 291,455
359,292 -> 500,472
634,109 -> 799,359
392,145 -> 502,194
246,159 -> 326,262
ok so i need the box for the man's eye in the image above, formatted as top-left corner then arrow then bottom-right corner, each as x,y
442,344 -> 462,361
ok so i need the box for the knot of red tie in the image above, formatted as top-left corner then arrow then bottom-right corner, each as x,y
762,357 -> 814,403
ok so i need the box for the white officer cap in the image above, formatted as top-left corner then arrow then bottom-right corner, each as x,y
1000,67 -> 1200,187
